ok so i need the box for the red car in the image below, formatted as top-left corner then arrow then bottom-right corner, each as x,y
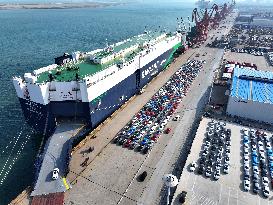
151,136 -> 158,142
124,139 -> 131,148
165,128 -> 171,134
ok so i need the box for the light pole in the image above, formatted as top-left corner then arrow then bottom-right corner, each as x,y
162,174 -> 178,205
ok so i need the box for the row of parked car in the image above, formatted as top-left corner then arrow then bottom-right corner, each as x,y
242,128 -> 273,198
112,60 -> 204,154
267,52 -> 273,66
230,48 -> 265,56
194,120 -> 231,180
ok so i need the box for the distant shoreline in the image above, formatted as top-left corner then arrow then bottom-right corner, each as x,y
0,2 -> 123,10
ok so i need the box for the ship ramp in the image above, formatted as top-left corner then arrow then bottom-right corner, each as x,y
31,121 -> 85,196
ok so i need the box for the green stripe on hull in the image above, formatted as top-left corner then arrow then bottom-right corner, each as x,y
163,42 -> 183,69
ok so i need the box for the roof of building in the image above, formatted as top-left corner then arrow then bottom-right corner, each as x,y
230,67 -> 273,104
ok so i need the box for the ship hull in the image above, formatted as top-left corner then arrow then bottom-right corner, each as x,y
17,44 -> 182,135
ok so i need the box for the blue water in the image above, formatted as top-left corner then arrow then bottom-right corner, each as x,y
0,2 -> 194,204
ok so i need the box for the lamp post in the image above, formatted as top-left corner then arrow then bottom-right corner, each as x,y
162,174 -> 178,205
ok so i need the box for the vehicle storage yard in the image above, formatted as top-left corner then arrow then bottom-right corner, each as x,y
63,12 -> 238,205
9,8 -> 238,205
223,51 -> 273,72
172,118 -> 273,205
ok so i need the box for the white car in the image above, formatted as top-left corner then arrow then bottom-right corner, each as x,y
244,144 -> 249,149
262,177 -> 269,185
244,180 -> 250,191
189,161 -> 196,172
242,128 -> 248,136
244,165 -> 250,172
266,142 -> 271,150
244,156 -> 249,162
52,168 -> 59,180
223,165 -> 229,174
173,115 -> 181,121
214,169 -> 220,180
244,148 -> 249,155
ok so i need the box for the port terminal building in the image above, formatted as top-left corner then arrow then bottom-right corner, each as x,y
226,67 -> 273,125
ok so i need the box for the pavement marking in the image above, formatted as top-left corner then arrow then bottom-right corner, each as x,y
116,149 -> 152,205
219,183 -> 223,204
70,170 -> 138,203
227,185 -> 231,205
237,189 -> 239,205
191,175 -> 197,191
190,191 -> 197,204
201,197 -> 210,205
62,178 -> 70,190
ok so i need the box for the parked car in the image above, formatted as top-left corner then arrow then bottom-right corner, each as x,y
52,168 -> 59,180
165,128 -> 171,134
189,161 -> 197,172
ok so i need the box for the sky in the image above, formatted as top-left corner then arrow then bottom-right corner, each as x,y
0,0 -> 272,6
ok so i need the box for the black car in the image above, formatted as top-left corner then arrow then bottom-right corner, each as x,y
197,166 -> 205,175
200,156 -> 206,163
118,138 -> 126,145
261,169 -> 268,177
226,129 -> 231,135
211,145 -> 217,152
136,145 -> 143,152
138,171 -> 147,182
179,191 -> 187,204
253,187 -> 259,194
113,136 -> 120,144
143,146 -> 149,154
207,160 -> 213,166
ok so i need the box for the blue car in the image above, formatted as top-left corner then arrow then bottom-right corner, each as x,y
243,136 -> 249,144
267,149 -> 273,156
141,139 -> 148,146
252,151 -> 258,157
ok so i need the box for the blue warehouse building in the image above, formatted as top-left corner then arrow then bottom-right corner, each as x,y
227,67 -> 273,125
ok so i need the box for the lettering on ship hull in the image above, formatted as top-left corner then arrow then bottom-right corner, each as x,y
142,59 -> 167,79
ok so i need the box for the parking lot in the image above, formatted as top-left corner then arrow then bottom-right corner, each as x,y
224,51 -> 273,72
112,60 -> 203,155
172,117 -> 273,205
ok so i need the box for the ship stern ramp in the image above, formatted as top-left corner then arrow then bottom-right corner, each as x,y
31,121 -> 85,197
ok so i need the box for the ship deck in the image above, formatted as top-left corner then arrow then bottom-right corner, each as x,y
36,31 -> 167,84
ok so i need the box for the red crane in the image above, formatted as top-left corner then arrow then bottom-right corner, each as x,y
210,4 -> 221,29
191,6 -> 217,44
189,0 -> 235,45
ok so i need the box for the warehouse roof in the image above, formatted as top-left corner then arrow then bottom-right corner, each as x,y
230,67 -> 273,104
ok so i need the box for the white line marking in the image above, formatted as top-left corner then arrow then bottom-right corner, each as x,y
237,190 -> 239,205
227,188 -> 231,205
190,192 -> 197,205
219,183 -> 223,203
201,197 -> 209,205
191,175 -> 197,191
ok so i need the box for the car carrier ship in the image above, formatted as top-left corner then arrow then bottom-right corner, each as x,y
13,30 -> 187,135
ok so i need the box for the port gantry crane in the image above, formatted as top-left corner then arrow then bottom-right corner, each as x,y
190,6 -> 216,44
188,0 -> 236,45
